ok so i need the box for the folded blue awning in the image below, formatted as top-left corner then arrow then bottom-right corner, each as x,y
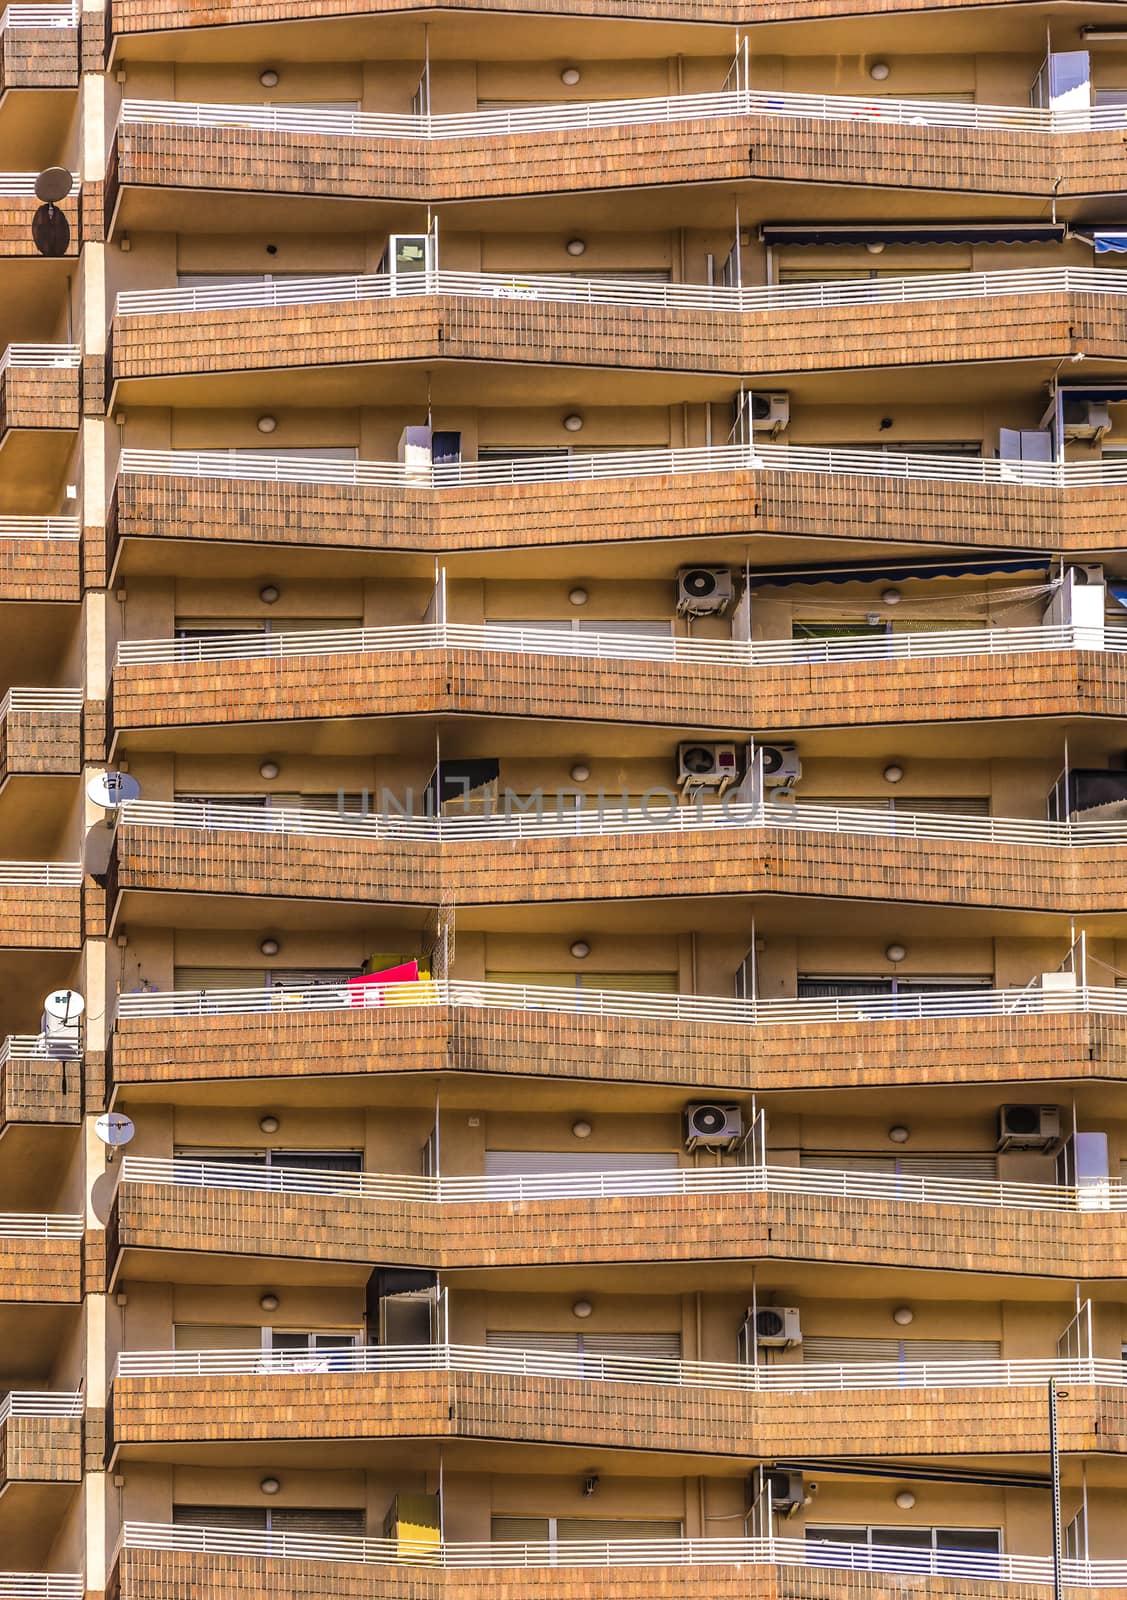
760,223 -> 1067,248
1090,232 -> 1127,253
750,556 -> 1052,589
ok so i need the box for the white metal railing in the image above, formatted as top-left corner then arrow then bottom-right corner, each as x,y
114,619 -> 1097,672
0,517 -> 79,539
115,441 -> 1127,493
113,264 -> 1127,320
0,176 -> 44,198
0,345 -> 80,376
0,1028 -> 80,1066
0,1391 -> 82,1424
111,1341 -> 1127,1394
0,860 -> 81,885
111,794 -> 1127,852
116,87 -> 1127,141
115,976 -> 1116,1028
0,688 -> 82,719
117,1153 -> 1123,1216
0,2 -> 75,28
0,1213 -> 82,1238
113,1521 -> 1127,1585
0,1582 -> 82,1600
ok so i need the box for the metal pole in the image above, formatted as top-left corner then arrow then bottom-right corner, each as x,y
1050,1377 -> 1063,1600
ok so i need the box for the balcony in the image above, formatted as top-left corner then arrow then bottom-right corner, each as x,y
0,1215 -> 83,1303
0,1392 -> 82,1490
110,265 -> 1127,393
109,1521 -> 1126,1600
0,519 -> 79,602
0,5 -> 77,95
110,976 -> 1121,1097
106,92 -> 1127,214
0,860 -> 81,948
107,444 -> 1123,565
0,176 -> 77,258
0,1579 -> 80,1600
0,690 -> 81,780
111,620 -> 1122,737
105,796 -> 1127,916
108,1153 -> 1127,1279
0,346 -> 79,439
0,1030 -> 81,1131
107,1341 -> 1122,1460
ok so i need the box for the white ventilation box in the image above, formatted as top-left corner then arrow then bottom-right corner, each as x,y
755,1307 -> 802,1348
677,566 -> 735,617
997,1105 -> 1062,1152
678,743 -> 740,794
684,1102 -> 743,1150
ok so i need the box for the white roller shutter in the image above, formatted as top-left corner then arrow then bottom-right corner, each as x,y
484,1149 -> 679,1176
803,1336 -> 1001,1363
486,1330 -> 681,1360
800,1153 -> 997,1180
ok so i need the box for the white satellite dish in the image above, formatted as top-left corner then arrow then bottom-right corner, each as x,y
41,988 -> 85,1033
87,771 -> 142,809
94,1112 -> 135,1149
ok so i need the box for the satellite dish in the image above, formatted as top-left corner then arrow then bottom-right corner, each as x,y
32,203 -> 70,258
35,167 -> 73,203
42,988 -> 85,1033
94,1112 -> 135,1149
87,771 -> 142,808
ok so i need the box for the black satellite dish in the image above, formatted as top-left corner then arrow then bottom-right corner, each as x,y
32,203 -> 70,258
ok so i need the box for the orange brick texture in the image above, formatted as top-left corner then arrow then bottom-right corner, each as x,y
0,536 -> 81,602
110,646 -> 1127,736
109,291 -> 1122,386
110,1006 -> 1123,1097
1,1052 -> 81,1127
107,1369 -> 1107,1459
113,1549 -> 1045,1600
0,1414 -> 82,1486
0,24 -> 78,91
110,819 -> 1126,915
0,197 -> 78,258
109,1179 -> 1127,1279
0,883 -> 82,948
0,1239 -> 82,1303
109,469 -> 1122,561
0,365 -> 80,436
0,704 -> 82,781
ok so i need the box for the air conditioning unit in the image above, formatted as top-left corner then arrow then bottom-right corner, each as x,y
755,1307 -> 802,1348
758,744 -> 802,788
678,742 -> 740,794
750,392 -> 790,433
684,1101 -> 743,1150
997,1104 -> 1062,1152
677,566 -> 735,617
766,1469 -> 805,1516
1041,397 -> 1112,443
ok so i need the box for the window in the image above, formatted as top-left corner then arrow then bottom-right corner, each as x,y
796,975 -> 991,999
491,1516 -> 682,1545
173,1505 -> 365,1534
803,1336 -> 1001,1365
174,966 -> 359,990
173,1147 -> 363,1173
799,1152 -> 998,1180
806,1525 -> 1001,1556
486,970 -> 678,993
486,618 -> 673,638
487,1330 -> 681,1360
807,797 -> 991,818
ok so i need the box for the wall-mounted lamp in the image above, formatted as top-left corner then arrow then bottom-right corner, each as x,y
566,238 -> 587,255
260,1477 -> 281,1495
568,587 -> 589,606
560,67 -> 582,85
869,60 -> 891,80
894,1489 -> 916,1509
259,1114 -> 280,1133
885,943 -> 907,963
256,415 -> 278,433
259,584 -> 280,604
570,763 -> 591,782
572,1299 -> 593,1318
572,1119 -> 593,1139
260,937 -> 281,957
892,1306 -> 915,1326
259,760 -> 280,779
570,940 -> 591,959
259,1293 -> 280,1312
888,1125 -> 910,1144
882,587 -> 902,606
259,68 -> 280,86
883,764 -> 905,784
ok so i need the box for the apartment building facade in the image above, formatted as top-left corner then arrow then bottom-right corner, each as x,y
6,1 -> 1127,1597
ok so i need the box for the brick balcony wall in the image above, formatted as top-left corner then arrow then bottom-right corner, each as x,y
0,704 -> 82,781
110,647 -> 1127,736
0,1239 -> 82,1302
109,821 -> 1124,914
0,366 -> 80,436
0,197 -> 79,258
110,471 -> 1109,564
0,537 -> 81,603
109,1006 -> 1121,1097
0,1414 -> 82,1486
109,1181 -> 1127,1278
0,883 -> 81,948
121,1548 -> 999,1600
110,292 -> 1122,386
109,1368 -> 1110,1458
0,25 -> 78,92
0,1053 -> 82,1127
